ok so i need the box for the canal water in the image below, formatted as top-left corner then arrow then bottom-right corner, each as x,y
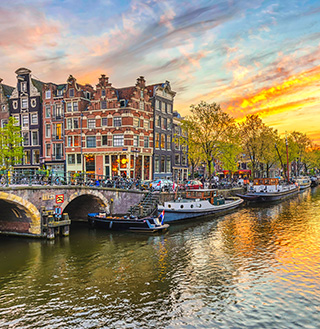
1,188 -> 320,329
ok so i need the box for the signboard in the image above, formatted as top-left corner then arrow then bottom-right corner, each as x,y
56,194 -> 64,204
54,207 -> 62,215
42,194 -> 54,201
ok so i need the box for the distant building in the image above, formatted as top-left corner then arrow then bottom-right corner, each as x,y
9,68 -> 43,171
42,82 -> 66,174
147,81 -> 176,180
0,78 -> 14,128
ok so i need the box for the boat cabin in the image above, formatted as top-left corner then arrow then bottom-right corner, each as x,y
251,178 -> 281,193
185,189 -> 225,205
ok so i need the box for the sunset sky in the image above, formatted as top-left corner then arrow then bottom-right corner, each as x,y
1,0 -> 320,143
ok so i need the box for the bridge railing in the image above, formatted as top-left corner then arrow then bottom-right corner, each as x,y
0,169 -> 145,190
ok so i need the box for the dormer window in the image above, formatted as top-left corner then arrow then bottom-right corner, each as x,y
69,88 -> 74,97
101,89 -> 106,97
21,82 -> 27,92
21,98 -> 28,109
140,90 -> 143,98
85,91 -> 91,99
45,90 -> 51,99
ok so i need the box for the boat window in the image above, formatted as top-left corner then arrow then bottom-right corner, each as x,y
197,204 -> 201,208
190,204 -> 194,208
168,204 -> 171,208
180,205 -> 184,209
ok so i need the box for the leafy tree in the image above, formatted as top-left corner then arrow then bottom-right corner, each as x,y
0,117 -> 23,169
181,101 -> 236,186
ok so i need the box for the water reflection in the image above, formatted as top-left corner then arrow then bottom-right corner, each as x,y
0,188 -> 320,328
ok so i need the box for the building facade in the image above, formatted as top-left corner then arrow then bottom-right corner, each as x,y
147,81 -> 176,180
9,68 -> 43,171
0,78 -> 14,128
42,82 -> 66,175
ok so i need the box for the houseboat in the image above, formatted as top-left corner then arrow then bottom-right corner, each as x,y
237,178 -> 299,202
157,189 -> 244,222
295,177 -> 311,190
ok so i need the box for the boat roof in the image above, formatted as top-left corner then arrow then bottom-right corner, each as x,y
253,178 -> 279,185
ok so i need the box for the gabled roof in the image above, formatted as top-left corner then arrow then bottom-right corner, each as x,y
31,78 -> 44,93
2,84 -> 14,98
116,86 -> 136,100
147,83 -> 163,97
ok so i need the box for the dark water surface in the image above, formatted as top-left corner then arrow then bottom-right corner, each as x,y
1,188 -> 320,328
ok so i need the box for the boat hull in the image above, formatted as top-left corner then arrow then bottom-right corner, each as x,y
237,186 -> 299,202
88,213 -> 169,233
158,198 -> 243,222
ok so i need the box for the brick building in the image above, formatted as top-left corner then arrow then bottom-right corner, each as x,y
0,78 -> 14,128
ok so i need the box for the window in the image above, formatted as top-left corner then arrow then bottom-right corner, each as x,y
69,88 -> 74,97
161,102 -> 165,112
168,119 -> 172,130
101,100 -> 107,109
57,89 -> 63,96
33,150 -> 40,164
1,119 -> 8,128
102,117 -> 108,126
32,131 -> 38,146
155,133 -> 160,148
68,154 -> 75,164
166,135 -> 171,150
22,114 -> 29,128
31,113 -> 38,125
156,100 -> 160,110
139,101 -> 144,110
21,98 -> 28,109
73,118 -> 79,129
161,156 -> 165,172
54,144 -> 63,160
21,82 -> 27,92
113,117 -> 121,127
31,98 -> 36,107
67,136 -> 73,147
182,155 -> 187,166
54,123 -> 62,140
67,118 -> 72,129
88,119 -> 96,129
45,143 -> 50,157
133,117 -> 139,127
45,90 -> 51,99
67,103 -> 72,112
102,135 -> 108,145
77,154 -> 82,164
24,150 -> 31,165
175,154 -> 180,165
1,104 -> 6,112
113,135 -> 124,146
101,89 -> 106,97
166,157 -> 171,172
155,156 -> 159,172
74,136 -> 79,146
73,102 -> 78,112
144,120 -> 149,129
45,105 -> 50,118
162,118 -> 167,130
23,132 -> 29,146
144,136 -> 149,148
45,124 -> 51,138
140,90 -> 144,98
86,136 -> 96,148
55,104 -> 63,119
12,115 -> 19,126
157,116 -> 161,128
161,134 -> 165,149
168,104 -> 172,113
133,135 -> 139,147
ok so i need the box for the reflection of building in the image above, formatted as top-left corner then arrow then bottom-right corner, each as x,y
42,82 -> 66,174
9,68 -> 43,171
0,78 -> 14,128
147,81 -> 176,180
172,112 -> 188,181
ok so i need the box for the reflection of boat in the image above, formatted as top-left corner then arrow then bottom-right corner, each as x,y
88,213 -> 169,233
157,189 -> 244,222
311,176 -> 320,187
237,178 -> 299,202
295,177 -> 311,190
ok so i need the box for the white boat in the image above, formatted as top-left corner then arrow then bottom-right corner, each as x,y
158,189 -> 244,222
295,177 -> 311,190
237,178 -> 299,202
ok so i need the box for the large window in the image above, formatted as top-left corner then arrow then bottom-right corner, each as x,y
144,120 -> 149,130
168,104 -> 172,113
54,123 -> 62,140
73,118 -> 79,129
88,119 -> 96,129
101,100 -> 107,109
74,136 -> 80,146
114,117 -> 121,127
31,113 -> 38,125
33,150 -> 40,164
73,102 -> 78,111
175,154 -> 180,165
67,103 -> 72,112
162,118 -> 167,130
161,102 -> 166,112
22,115 -> 28,128
45,105 -> 50,118
32,131 -> 38,146
68,154 -> 75,164
21,98 -> 28,109
69,88 -> 74,97
166,157 -> 171,172
24,150 -> 31,165
102,117 -> 108,126
144,136 -> 149,148
133,135 -> 139,147
101,89 -> 106,97
54,144 -> 63,160
161,134 -> 165,149
102,135 -> 108,145
55,104 -> 63,119
155,133 -> 160,148
67,118 -> 72,129
67,136 -> 73,147
139,101 -> 144,110
133,117 -> 139,127
113,135 -> 124,146
161,156 -> 165,172
166,135 -> 171,150
45,124 -> 51,138
23,132 -> 29,146
86,136 -> 96,148
45,143 -> 50,157
156,100 -> 160,110
155,156 -> 159,172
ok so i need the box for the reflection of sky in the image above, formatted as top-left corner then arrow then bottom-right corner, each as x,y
1,0 -> 320,142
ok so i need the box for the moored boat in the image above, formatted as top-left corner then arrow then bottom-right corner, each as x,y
237,178 -> 299,202
295,177 -> 311,190
88,213 -> 169,233
158,189 -> 244,222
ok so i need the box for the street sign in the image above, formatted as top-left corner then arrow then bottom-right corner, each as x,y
54,207 -> 62,215
122,148 -> 128,151
56,194 -> 64,204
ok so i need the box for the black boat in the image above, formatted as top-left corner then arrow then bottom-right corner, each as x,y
88,213 -> 169,233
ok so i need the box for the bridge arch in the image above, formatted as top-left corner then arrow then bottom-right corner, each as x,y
0,191 -> 41,235
62,190 -> 110,220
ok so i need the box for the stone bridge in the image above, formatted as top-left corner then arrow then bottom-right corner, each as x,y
0,186 -> 146,238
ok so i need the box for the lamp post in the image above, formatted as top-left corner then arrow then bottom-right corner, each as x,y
80,112 -> 84,173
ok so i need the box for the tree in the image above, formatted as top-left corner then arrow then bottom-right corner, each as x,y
0,117 -> 24,169
181,101 -> 236,186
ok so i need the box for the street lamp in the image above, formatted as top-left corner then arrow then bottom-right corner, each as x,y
80,112 -> 84,173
